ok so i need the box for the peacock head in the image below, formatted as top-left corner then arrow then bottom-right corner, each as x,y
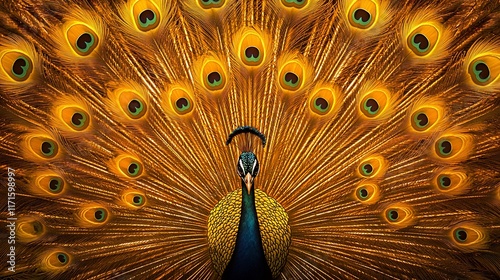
236,152 -> 260,194
226,126 -> 266,195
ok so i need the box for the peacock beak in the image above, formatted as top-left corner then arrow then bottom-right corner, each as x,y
244,173 -> 253,194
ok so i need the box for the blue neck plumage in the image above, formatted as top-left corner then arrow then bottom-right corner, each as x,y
222,181 -> 272,280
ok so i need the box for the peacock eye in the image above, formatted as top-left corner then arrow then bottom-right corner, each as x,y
364,98 -> 379,115
406,24 -> 440,57
245,47 -> 260,62
128,99 -> 143,115
128,162 -> 141,176
237,160 -> 244,176
283,72 -> 300,88
43,250 -> 71,270
60,106 -> 91,131
121,189 -> 147,209
438,175 -> 451,189
117,90 -> 148,120
361,163 -> 373,175
352,9 -> 371,26
354,183 -> 379,204
66,23 -> 99,56
117,155 -> 144,178
12,56 -> 32,79
411,33 -> 429,52
252,160 -> 259,177
383,204 -> 414,228
94,208 -> 107,222
201,60 -> 227,92
438,139 -> 452,156
314,97 -> 329,113
199,0 -> 225,9
347,0 -> 378,30
207,72 -> 222,88
1,51 -> 34,82
454,228 -> 467,242
175,98 -> 191,112
57,253 -> 68,264
49,178 -> 63,193
281,0 -> 308,9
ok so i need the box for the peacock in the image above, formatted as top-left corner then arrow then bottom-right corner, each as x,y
0,0 -> 499,278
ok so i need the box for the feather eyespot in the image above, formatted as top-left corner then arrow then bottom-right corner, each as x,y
38,175 -> 65,195
354,183 -> 379,204
121,189 -> 147,209
468,55 -> 500,86
78,205 -> 110,227
357,155 -> 387,178
410,106 -> 441,132
199,0 -> 225,9
383,204 -> 414,228
17,217 -> 46,243
450,223 -> 488,251
27,136 -> 59,159
309,88 -> 335,115
407,24 -> 440,56
169,87 -> 194,115
41,250 -> 71,271
347,0 -> 378,29
117,90 -> 148,120
201,60 -> 226,92
433,134 -> 471,160
432,169 -> 468,195
59,106 -> 91,131
279,61 -> 305,91
133,0 -> 161,31
346,0 -> 378,30
116,155 -> 144,178
281,0 -> 308,9
1,51 -> 33,81
358,89 -> 389,119
66,23 -> 99,56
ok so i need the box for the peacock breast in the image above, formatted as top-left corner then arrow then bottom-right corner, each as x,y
208,189 -> 291,279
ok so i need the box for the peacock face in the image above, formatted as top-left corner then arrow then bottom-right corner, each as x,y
237,152 -> 260,194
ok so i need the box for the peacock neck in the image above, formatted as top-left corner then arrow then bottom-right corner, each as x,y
222,182 -> 272,280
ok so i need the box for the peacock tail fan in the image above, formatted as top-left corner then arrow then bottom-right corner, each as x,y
0,0 -> 499,279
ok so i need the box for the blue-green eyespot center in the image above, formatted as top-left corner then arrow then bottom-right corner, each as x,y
363,98 -> 379,115
40,141 -> 56,156
414,112 -> 429,128
411,33 -> 430,52
71,112 -> 88,128
138,9 -> 157,28
207,72 -> 222,87
245,46 -> 261,62
175,98 -> 191,112
352,8 -> 371,26
314,97 -> 329,112
472,61 -> 490,83
133,195 -> 144,206
49,178 -> 63,192
362,163 -> 373,175
387,209 -> 399,221
454,228 -> 467,242
439,140 -> 452,156
128,99 -> 144,116
438,175 -> 451,189
57,253 -> 68,264
94,209 -> 106,222
284,0 -> 306,5
11,56 -> 30,78
200,0 -> 222,6
76,33 -> 95,53
283,72 -> 299,88
128,162 -> 141,176
358,188 -> 369,199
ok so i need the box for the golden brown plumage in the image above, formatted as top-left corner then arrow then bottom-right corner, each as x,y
0,0 -> 499,279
